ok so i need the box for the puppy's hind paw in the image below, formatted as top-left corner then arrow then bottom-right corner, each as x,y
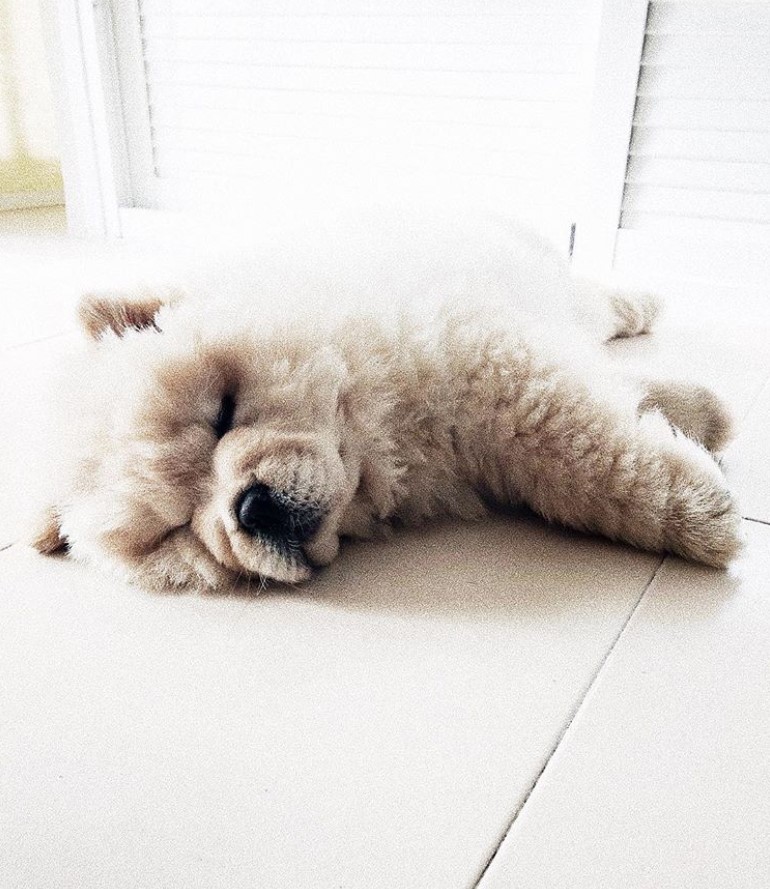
665,476 -> 744,569
610,289 -> 663,338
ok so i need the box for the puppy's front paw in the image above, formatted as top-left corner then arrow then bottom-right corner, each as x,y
138,527 -> 243,595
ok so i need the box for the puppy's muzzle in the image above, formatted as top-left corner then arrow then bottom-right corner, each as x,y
235,483 -> 323,545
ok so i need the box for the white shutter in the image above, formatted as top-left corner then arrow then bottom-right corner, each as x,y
613,1 -> 770,300
110,0 -> 596,246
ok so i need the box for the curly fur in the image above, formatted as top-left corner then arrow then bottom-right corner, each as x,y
29,211 -> 743,592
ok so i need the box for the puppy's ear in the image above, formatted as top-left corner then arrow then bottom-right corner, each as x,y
29,508 -> 68,555
77,289 -> 178,340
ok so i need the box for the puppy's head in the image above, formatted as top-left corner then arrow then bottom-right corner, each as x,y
31,291 -> 365,592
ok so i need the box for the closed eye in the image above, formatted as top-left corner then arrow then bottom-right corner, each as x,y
213,393 -> 236,439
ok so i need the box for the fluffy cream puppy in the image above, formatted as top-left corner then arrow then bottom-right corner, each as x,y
31,211 -> 741,591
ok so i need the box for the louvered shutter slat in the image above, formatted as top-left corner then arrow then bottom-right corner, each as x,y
620,1 -> 770,239
129,0 -> 592,243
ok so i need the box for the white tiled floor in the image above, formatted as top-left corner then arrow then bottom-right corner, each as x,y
1,209 -> 769,888
0,523 -> 662,889
728,377 -> 770,524
478,523 -> 770,889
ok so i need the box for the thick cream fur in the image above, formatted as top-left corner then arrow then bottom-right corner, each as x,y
31,211 -> 743,592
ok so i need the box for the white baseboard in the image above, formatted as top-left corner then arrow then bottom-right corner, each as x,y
0,190 -> 65,211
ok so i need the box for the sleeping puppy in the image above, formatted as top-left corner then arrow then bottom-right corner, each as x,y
30,212 -> 741,592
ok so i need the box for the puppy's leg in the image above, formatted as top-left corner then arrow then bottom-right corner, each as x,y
571,278 -> 662,342
639,379 -> 735,454
485,375 -> 742,567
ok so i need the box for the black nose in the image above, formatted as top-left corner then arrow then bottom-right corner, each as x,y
235,483 -> 322,544
236,483 -> 285,537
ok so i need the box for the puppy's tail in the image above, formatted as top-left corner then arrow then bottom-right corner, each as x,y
572,278 -> 663,342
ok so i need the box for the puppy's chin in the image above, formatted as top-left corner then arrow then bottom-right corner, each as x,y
257,546 -> 313,584
227,535 -> 314,585
230,521 -> 341,585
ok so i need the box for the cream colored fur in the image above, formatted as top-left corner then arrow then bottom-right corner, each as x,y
30,211 -> 743,592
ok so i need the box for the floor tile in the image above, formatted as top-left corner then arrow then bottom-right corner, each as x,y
0,519 -> 658,889
0,335 -> 80,548
478,521 -> 770,889
725,378 -> 770,524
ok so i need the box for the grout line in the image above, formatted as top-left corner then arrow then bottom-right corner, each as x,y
736,373 -> 770,426
4,331 -> 71,352
745,516 -> 770,528
471,556 -> 666,889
